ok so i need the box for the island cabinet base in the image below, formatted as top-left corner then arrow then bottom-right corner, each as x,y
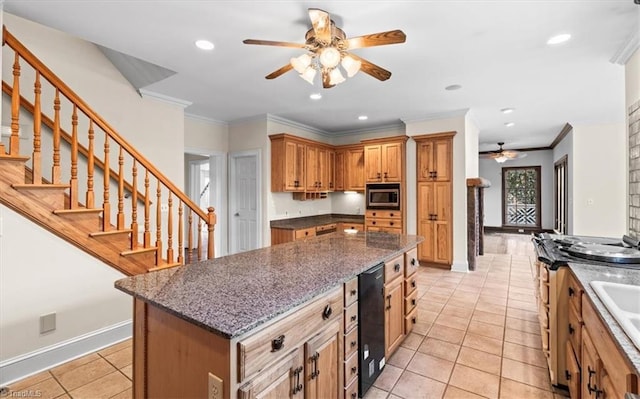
132,286 -> 345,399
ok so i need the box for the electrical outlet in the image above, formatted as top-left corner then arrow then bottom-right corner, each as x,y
40,312 -> 56,334
518,229 -> 525,233
161,203 -> 169,212
208,373 -> 223,399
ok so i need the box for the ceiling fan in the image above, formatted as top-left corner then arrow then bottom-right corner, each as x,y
243,8 -> 406,88
481,142 -> 527,163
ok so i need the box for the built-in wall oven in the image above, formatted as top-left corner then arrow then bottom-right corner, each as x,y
366,184 -> 400,210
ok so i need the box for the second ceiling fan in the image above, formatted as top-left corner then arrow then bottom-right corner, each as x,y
243,8 -> 406,88
481,142 -> 527,163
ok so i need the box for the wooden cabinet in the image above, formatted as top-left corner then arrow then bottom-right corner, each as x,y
345,146 -> 365,191
337,222 -> 364,232
305,145 -> 328,192
403,248 -> 418,335
270,135 -> 306,192
342,277 -> 359,399
384,254 -> 405,357
362,137 -> 407,183
417,182 -> 451,264
238,348 -> 304,399
305,320 -> 342,399
414,132 -> 455,266
366,210 -> 402,234
271,227 -> 316,245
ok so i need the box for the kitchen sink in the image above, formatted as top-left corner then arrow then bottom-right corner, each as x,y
590,281 -> 640,351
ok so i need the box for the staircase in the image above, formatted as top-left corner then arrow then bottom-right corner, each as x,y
0,26 -> 216,276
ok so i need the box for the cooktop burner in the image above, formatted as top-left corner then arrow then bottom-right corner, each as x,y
540,233 -> 626,247
560,243 -> 640,264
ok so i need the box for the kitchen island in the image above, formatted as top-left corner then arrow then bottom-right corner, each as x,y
115,231 -> 422,399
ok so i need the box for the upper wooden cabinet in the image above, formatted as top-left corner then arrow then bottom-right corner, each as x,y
362,136 -> 408,183
334,150 -> 345,191
270,134 -> 306,192
416,132 -> 455,182
345,146 -> 365,191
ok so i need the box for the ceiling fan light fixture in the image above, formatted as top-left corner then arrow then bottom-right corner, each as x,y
300,67 -> 317,85
329,68 -> 346,85
290,54 -> 312,73
319,47 -> 341,69
495,155 -> 509,163
341,55 -> 361,78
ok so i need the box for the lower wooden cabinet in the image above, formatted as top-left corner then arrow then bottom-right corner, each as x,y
564,341 -> 581,399
384,274 -> 404,357
417,182 -> 451,265
305,321 -> 342,399
238,348 -> 304,399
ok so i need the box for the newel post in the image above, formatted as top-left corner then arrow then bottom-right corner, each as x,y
207,207 -> 216,259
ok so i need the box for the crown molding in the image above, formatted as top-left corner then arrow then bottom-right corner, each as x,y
549,123 -> 573,148
610,28 -> 640,65
137,88 -> 192,108
185,113 -> 228,126
266,114 -> 331,137
331,122 -> 406,137
401,108 -> 470,125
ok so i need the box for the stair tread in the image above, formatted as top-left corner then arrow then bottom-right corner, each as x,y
148,261 -> 183,272
54,208 -> 103,215
121,246 -> 158,256
12,183 -> 70,189
0,155 -> 30,162
90,229 -> 133,237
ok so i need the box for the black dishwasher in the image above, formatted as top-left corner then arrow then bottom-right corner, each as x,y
358,263 -> 385,397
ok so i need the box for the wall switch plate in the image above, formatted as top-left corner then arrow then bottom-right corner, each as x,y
40,312 -> 56,334
161,203 -> 169,212
208,373 -> 223,399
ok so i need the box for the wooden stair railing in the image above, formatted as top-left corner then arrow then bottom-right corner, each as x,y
0,26 -> 216,274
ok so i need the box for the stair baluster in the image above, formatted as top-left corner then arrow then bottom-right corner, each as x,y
117,146 -> 124,229
167,192 -> 174,264
70,105 -> 78,208
102,132 -> 110,230
178,202 -> 184,264
143,169 -> 150,248
155,179 -> 162,266
131,159 -> 138,249
187,209 -> 193,263
86,121 -> 95,208
32,71 -> 42,183
52,89 -> 61,183
197,219 -> 202,261
10,52 -> 20,156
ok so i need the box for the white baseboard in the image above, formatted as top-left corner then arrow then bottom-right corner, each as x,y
0,320 -> 132,387
451,260 -> 469,273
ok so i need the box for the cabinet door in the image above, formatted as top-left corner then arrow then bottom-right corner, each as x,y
305,321 -> 341,399
305,146 -> 318,191
334,150 -> 345,191
384,277 -> 404,357
317,147 -> 328,191
381,143 -> 402,182
433,182 -> 450,222
417,141 -> 434,182
581,327 -> 600,399
417,183 -> 433,222
433,182 -> 451,264
565,340 -> 581,399
364,145 -> 382,182
434,222 -> 451,264
283,141 -> 300,191
346,148 -> 365,191
238,348 -> 304,399
327,150 -> 335,191
433,139 -> 452,182
294,143 -> 306,191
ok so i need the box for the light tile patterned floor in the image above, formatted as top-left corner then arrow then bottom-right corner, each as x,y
5,233 -> 570,398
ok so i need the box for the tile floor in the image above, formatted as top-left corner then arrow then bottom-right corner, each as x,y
4,233 -> 570,399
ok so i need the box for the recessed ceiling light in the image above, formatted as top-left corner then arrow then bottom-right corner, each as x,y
195,40 -> 214,50
309,93 -> 322,100
547,34 -> 571,45
505,122 -> 515,127
501,108 -> 514,114
358,115 -> 368,121
445,84 -> 462,91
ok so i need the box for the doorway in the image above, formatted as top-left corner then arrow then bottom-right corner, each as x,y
554,155 -> 568,234
229,150 -> 261,254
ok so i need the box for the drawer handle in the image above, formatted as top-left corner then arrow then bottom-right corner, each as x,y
322,305 -> 333,320
310,352 -> 320,379
412,317 -> 416,324
350,289 -> 357,296
411,299 -> 416,306
587,366 -> 602,397
411,280 -> 416,288
568,287 -> 574,297
394,263 -> 401,272
292,366 -> 303,394
351,340 -> 357,347
411,258 -> 416,266
386,294 -> 392,310
565,369 -> 571,381
351,393 -> 357,399
351,366 -> 357,374
351,315 -> 357,322
568,323 -> 574,335
271,335 -> 285,352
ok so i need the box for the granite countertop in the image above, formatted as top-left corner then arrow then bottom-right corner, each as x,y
270,213 -> 365,230
568,263 -> 640,375
115,231 -> 422,339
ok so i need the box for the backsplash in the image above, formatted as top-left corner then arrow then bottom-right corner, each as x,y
270,191 -> 365,220
630,100 -> 640,238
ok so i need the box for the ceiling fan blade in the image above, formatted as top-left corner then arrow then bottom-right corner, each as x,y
348,54 -> 392,81
308,8 -> 332,44
265,64 -> 294,79
345,30 -> 406,50
243,39 -> 306,48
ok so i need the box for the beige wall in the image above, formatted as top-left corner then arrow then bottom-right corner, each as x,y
626,49 -> 640,109
184,116 -> 229,153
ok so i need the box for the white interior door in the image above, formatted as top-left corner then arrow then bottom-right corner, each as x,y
229,150 -> 260,254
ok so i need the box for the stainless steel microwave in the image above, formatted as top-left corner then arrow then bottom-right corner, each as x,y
366,184 -> 400,210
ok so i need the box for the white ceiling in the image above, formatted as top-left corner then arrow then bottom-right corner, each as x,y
3,1 -> 638,151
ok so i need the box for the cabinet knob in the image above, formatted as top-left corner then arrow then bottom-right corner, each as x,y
322,305 -> 333,320
411,258 -> 416,266
390,222 -> 394,226
305,231 -> 309,236
351,366 -> 357,374
568,287 -> 574,297
412,317 -> 416,324
565,370 -> 571,381
390,213 -> 394,217
394,263 -> 401,272
351,315 -> 357,322
568,323 -> 574,335
372,212 -> 376,216
351,340 -> 357,347
412,299 -> 416,306
350,289 -> 357,296
411,280 -> 416,288
372,221 -> 376,225
351,393 -> 357,399
271,334 -> 285,352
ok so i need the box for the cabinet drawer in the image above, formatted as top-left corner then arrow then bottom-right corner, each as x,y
540,280 -> 549,304
564,341 -> 581,399
538,301 -> 549,328
344,278 -> 358,307
237,287 -> 343,381
567,273 -> 582,315
344,301 -> 358,333
541,329 -> 549,352
237,347 -> 302,399
366,218 -> 401,229
568,303 -> 582,364
404,276 -> 417,296
404,289 -> 418,314
384,254 -> 404,283
366,210 -> 401,219
294,228 -> 316,240
344,374 -> 358,399
367,226 -> 402,234
404,247 -> 418,277
344,352 -> 359,387
539,263 -> 549,283
341,223 -> 364,232
405,307 -> 417,335
316,223 -> 337,233
344,326 -> 358,359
